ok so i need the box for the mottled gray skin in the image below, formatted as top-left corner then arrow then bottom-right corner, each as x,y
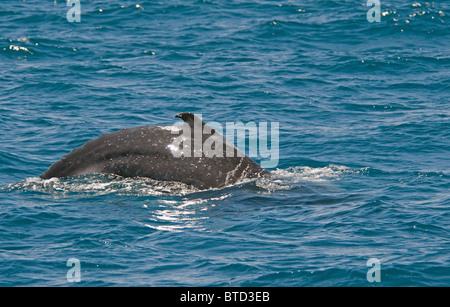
40,113 -> 268,189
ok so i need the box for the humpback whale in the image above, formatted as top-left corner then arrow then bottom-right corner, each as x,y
40,113 -> 269,189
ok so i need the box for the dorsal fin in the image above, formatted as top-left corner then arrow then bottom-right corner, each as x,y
175,112 -> 222,139
175,112 -> 207,128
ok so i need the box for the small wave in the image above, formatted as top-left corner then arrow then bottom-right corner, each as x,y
273,164 -> 353,182
3,164 -> 356,197
6,44 -> 33,54
247,164 -> 356,193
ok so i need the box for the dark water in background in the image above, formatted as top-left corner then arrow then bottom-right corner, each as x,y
0,0 -> 449,286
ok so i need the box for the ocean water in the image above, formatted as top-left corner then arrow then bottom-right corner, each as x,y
0,0 -> 449,287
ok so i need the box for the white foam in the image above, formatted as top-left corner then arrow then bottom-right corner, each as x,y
272,164 -> 353,182
9,45 -> 33,54
4,175 -> 199,198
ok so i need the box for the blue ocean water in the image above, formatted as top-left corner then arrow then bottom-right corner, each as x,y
0,0 -> 449,287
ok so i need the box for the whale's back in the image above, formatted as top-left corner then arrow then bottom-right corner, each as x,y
40,124 -> 268,189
